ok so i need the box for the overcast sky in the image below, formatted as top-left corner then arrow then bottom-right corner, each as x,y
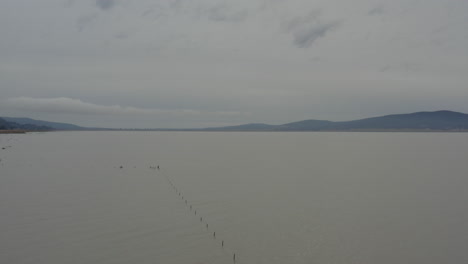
1,0 -> 467,128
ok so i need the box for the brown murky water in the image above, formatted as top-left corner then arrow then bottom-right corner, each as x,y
1,131 -> 468,264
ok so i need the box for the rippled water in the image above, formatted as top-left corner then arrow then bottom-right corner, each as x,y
1,131 -> 468,264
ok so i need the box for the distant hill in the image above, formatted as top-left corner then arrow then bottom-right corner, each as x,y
205,111 -> 468,131
0,117 -> 52,131
0,118 -> 9,129
2,117 -> 84,130
3,110 -> 468,132
327,111 -> 468,130
278,120 -> 334,131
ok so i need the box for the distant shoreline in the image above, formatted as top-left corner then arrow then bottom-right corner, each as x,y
3,129 -> 468,133
0,130 -> 27,134
5,110 -> 468,132
46,129 -> 468,132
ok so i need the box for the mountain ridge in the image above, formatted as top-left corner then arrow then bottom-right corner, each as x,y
0,117 -> 52,131
1,117 -> 85,130
205,110 -> 468,131
3,110 -> 468,131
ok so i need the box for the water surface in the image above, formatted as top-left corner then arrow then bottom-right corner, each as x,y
1,131 -> 468,264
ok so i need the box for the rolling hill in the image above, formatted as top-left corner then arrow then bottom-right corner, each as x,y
3,110 -> 468,131
1,117 -> 85,130
205,111 -> 468,131
0,117 -> 52,131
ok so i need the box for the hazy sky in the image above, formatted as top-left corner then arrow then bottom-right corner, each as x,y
1,0 -> 467,128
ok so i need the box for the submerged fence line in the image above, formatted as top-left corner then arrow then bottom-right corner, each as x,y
155,165 -> 240,263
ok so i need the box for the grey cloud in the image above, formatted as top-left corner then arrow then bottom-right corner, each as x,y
285,10 -> 322,32
140,6 -> 167,21
285,11 -> 341,48
169,0 -> 185,10
114,32 -> 129,39
293,21 -> 341,48
379,65 -> 391,72
1,0 -> 467,128
96,0 -> 115,11
368,6 -> 384,15
204,3 -> 249,22
64,0 -> 74,8
309,56 -> 322,62
379,62 -> 420,73
141,8 -> 154,17
168,1 -> 250,23
76,14 -> 98,32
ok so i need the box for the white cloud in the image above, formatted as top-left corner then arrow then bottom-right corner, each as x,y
6,97 -> 244,117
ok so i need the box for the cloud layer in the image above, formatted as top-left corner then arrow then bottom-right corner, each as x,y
1,0 -> 468,127
6,97 -> 243,117
96,0 -> 115,11
285,11 -> 341,48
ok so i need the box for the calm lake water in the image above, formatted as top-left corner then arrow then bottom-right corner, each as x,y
1,131 -> 468,264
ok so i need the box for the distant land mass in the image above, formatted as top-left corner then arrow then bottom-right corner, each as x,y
204,111 -> 468,131
0,117 -> 52,132
2,117 -> 84,130
3,110 -> 468,132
